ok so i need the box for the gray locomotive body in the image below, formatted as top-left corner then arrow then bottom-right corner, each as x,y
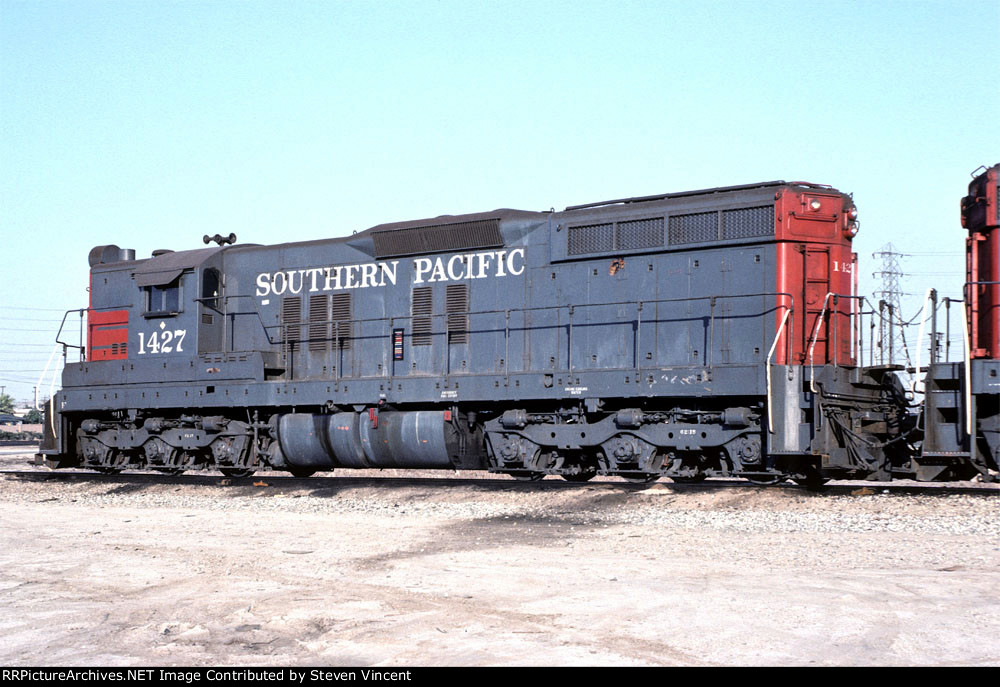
39,180 -> 940,484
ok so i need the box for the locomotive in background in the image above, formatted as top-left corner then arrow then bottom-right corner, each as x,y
915,163 -> 1000,481
34,169 -> 999,485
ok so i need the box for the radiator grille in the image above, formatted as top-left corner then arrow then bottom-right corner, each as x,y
411,287 -> 433,346
308,295 -> 330,352
372,218 -> 503,258
616,217 -> 664,250
669,211 -> 719,245
568,223 -> 614,255
722,206 -> 774,239
331,293 -> 352,350
446,284 -> 469,344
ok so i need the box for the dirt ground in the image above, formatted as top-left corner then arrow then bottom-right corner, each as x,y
0,445 -> 997,666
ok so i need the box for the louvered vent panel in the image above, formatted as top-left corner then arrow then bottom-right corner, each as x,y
669,211 -> 719,245
722,206 -> 774,239
308,295 -> 330,352
331,293 -> 352,350
616,217 -> 664,250
281,297 -> 302,357
567,223 -> 614,255
446,284 -> 469,344
372,218 -> 503,258
412,287 -> 433,346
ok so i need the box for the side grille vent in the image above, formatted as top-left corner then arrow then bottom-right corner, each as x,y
281,296 -> 302,357
308,295 -> 330,352
669,211 -> 719,245
721,206 -> 774,239
372,218 -> 503,258
568,223 -> 614,255
567,217 -> 665,256
331,293 -> 352,350
446,284 -> 469,344
616,217 -> 664,250
412,287 -> 433,346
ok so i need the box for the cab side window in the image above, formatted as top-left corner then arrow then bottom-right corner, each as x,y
202,269 -> 221,311
146,282 -> 181,315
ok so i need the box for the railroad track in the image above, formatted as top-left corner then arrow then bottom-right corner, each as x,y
1,467 -> 997,498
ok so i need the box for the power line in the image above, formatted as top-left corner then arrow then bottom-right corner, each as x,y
0,344 -> 61,348
0,369 -> 64,373
0,327 -> 57,334
0,306 -> 73,312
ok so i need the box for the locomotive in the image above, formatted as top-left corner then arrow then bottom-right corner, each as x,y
34,173 -> 996,485
916,163 -> 1000,481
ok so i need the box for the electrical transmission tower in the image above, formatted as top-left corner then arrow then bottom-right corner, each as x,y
872,243 -> 909,366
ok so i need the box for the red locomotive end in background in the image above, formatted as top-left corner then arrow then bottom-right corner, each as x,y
964,164 -> 1000,359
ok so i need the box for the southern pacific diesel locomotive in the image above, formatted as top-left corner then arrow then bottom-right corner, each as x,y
34,173 -> 999,485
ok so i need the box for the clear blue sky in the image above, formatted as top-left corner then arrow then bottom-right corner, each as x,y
1,0 -> 998,403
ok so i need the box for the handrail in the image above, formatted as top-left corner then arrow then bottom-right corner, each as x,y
54,308 -> 88,355
962,300 -> 973,436
234,290 -> 797,379
807,292 -> 865,392
66,291 -> 802,385
766,307 -> 793,434
910,288 -> 936,395
33,343 -> 63,411
244,291 -> 797,334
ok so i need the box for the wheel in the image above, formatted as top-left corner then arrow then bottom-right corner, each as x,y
561,471 -> 596,483
745,475 -> 787,486
623,474 -> 660,484
288,467 -> 318,478
94,450 -> 127,474
511,471 -> 544,481
220,468 -> 255,479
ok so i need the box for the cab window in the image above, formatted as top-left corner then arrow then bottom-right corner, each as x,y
202,268 -> 221,311
145,282 -> 181,316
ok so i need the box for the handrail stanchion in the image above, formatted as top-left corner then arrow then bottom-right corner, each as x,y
568,305 -> 574,373
962,299 -> 973,437
911,288 -> 935,395
709,297 -> 716,368
635,301 -> 642,373
504,309 -> 510,384
767,308 -> 792,434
